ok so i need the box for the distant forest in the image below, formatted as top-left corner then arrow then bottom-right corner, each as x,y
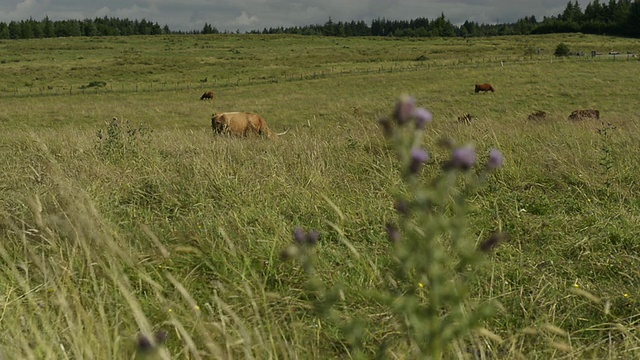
0,17 -> 168,38
1,0 -> 638,39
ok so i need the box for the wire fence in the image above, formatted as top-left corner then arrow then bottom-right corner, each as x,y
1,53 -> 637,99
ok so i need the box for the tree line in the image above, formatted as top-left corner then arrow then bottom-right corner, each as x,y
1,0 -> 639,40
0,16 -> 168,38
255,0 -> 640,38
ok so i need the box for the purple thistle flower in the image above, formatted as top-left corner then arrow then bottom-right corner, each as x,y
385,222 -> 401,243
413,108 -> 433,129
293,227 -> 319,246
393,95 -> 416,126
450,145 -> 477,170
307,230 -> 320,246
137,334 -> 155,352
154,330 -> 167,345
409,148 -> 429,174
293,227 -> 307,245
486,148 -> 504,170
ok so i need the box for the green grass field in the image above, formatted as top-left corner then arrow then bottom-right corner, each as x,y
1,33 -> 639,359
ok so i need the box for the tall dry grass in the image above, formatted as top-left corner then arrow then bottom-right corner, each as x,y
0,33 -> 639,358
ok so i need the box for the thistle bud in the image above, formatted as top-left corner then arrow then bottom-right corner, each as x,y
386,222 -> 401,243
486,148 -> 504,170
413,108 -> 433,129
393,95 -> 416,125
409,148 -> 429,174
450,145 -> 477,170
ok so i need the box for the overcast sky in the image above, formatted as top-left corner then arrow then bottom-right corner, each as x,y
1,0 -> 590,33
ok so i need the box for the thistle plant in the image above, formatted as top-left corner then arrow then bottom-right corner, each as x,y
596,122 -> 617,192
283,95 -> 506,359
95,117 -> 153,163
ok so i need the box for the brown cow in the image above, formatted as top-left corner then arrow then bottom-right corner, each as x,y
568,109 -> 600,121
457,113 -> 476,124
475,83 -> 495,93
211,112 -> 288,138
200,91 -> 216,100
528,110 -> 548,121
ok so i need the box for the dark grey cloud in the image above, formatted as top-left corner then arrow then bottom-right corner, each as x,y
0,0 -> 590,33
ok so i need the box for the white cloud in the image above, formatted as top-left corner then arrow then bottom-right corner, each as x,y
6,0 -> 45,20
100,4 -> 160,20
95,6 -> 111,18
233,11 -> 259,26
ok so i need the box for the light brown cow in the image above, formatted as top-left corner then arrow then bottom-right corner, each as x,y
568,109 -> 600,121
475,83 -> 495,93
200,91 -> 216,100
211,112 -> 288,138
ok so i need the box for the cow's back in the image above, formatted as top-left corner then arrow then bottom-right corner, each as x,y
568,109 -> 600,121
222,112 -> 252,135
201,91 -> 215,100
475,83 -> 494,93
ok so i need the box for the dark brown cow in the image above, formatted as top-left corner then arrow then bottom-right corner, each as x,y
568,109 -> 600,121
457,113 -> 476,124
528,110 -> 548,121
200,91 -> 216,100
475,83 -> 495,93
211,112 -> 288,138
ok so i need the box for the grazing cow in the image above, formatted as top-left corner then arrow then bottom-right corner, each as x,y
200,91 -> 216,100
211,112 -> 288,138
475,83 -> 495,93
568,109 -> 600,121
528,110 -> 548,121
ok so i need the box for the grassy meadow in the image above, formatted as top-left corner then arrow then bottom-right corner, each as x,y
1,32 -> 640,359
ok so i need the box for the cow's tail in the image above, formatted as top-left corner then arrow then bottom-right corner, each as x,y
276,128 -> 290,136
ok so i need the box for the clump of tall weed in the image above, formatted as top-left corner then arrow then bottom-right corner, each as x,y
281,95 -> 506,358
95,117 -> 153,163
596,122 -> 616,177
